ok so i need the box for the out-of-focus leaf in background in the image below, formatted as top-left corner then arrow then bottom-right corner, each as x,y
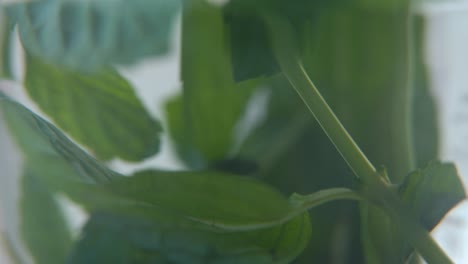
5,0 -> 181,71
412,16 -> 439,168
99,169 -> 293,230
0,94 -> 119,187
24,56 -> 162,162
166,0 -> 262,167
20,167 -> 72,264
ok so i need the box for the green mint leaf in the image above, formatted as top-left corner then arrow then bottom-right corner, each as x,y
166,1 -> 262,166
6,0 -> 180,71
0,94 -> 119,185
20,166 -> 72,264
69,211 -> 311,264
24,56 -> 162,162
99,170 -> 293,231
399,162 -> 466,230
78,169 -> 359,234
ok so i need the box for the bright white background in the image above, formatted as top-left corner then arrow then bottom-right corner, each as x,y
2,1 -> 468,263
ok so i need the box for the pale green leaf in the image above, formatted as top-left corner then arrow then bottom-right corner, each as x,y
6,0 -> 180,71
20,166 -> 72,264
0,94 -> 119,184
24,56 -> 162,162
166,1 -> 261,167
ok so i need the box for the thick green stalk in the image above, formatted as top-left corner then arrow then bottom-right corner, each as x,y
264,14 -> 453,264
263,14 -> 376,183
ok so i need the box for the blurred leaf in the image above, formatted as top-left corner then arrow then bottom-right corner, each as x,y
24,56 -> 162,162
0,94 -> 119,185
0,12 -> 14,79
6,0 -> 180,71
96,169 -> 296,230
412,16 -> 439,168
223,0 -> 409,82
20,166 -> 72,264
166,1 -> 261,167
69,211 -> 311,264
399,162 -> 466,230
223,14 -> 278,82
222,0 -> 355,81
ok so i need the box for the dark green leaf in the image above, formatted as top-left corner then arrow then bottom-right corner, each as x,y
0,94 -> 119,185
20,166 -> 72,264
69,211 -> 311,264
166,1 -> 262,166
6,0 -> 181,71
24,56 -> 162,162
399,162 -> 466,230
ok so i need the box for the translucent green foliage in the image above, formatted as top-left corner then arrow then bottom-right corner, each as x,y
0,94 -> 119,185
6,0 -> 181,71
399,162 -> 466,230
166,1 -> 262,167
1,0 -> 463,263
69,211 -> 311,264
24,56 -> 162,162
1,93 -> 316,263
20,167 -> 72,264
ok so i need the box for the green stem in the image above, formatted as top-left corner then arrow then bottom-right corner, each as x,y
290,188 -> 362,212
263,14 -> 376,183
263,13 -> 453,264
